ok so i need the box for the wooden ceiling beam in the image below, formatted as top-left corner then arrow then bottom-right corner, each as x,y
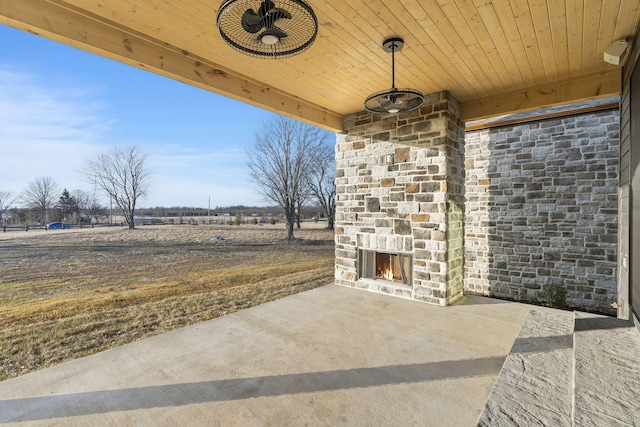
460,71 -> 621,122
0,0 -> 344,132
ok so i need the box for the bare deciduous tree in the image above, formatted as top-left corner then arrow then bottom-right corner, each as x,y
307,143 -> 336,230
21,177 -> 59,224
0,191 -> 17,224
247,116 -> 326,241
82,146 -> 150,229
295,186 -> 310,229
71,189 -> 98,223
84,192 -> 106,224
71,189 -> 89,213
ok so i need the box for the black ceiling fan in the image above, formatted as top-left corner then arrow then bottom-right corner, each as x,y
217,0 -> 317,59
364,38 -> 425,115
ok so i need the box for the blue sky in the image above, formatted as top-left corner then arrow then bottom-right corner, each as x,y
0,24 -> 287,208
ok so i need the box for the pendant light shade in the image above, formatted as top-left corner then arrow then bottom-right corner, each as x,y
217,0 -> 318,59
364,38 -> 425,115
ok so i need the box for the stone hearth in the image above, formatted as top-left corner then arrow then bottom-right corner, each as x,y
335,91 -> 465,305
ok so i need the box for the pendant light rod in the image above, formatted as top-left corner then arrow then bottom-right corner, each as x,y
391,44 -> 396,89
382,38 -> 403,88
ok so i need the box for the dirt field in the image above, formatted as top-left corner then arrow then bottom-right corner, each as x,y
0,224 -> 335,381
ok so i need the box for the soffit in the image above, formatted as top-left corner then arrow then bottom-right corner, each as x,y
1,0 -> 639,131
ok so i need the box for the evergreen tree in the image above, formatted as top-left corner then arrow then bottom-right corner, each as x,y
57,188 -> 79,222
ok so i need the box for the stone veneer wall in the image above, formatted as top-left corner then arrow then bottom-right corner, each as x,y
335,91 -> 465,305
465,109 -> 620,314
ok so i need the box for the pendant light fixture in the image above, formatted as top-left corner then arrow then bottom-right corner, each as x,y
364,38 -> 425,115
217,0 -> 318,59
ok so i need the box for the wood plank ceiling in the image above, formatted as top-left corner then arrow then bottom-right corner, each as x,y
1,0 -> 639,132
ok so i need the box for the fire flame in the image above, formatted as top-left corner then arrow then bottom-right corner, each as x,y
381,264 -> 394,281
376,253 -> 396,281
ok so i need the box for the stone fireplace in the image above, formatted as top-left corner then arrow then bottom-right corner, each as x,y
335,91 -> 465,306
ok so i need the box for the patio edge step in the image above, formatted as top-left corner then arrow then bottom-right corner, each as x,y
477,310 -> 573,427
572,311 -> 640,427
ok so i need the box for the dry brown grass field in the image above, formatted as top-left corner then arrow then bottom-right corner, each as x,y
0,223 -> 335,381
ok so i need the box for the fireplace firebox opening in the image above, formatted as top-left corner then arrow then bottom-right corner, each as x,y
358,249 -> 412,286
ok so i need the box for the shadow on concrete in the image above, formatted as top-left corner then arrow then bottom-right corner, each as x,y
511,334 -> 573,353
450,295 -> 513,306
574,316 -> 634,332
1,356 -> 504,423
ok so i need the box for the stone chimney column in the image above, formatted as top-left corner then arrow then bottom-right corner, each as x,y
335,91 -> 465,305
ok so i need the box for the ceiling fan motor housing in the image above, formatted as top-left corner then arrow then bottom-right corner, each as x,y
382,37 -> 404,53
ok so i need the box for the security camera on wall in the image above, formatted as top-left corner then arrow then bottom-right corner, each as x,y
604,39 -> 629,65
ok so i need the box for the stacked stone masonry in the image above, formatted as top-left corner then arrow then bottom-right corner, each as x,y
465,110 -> 620,314
335,91 -> 465,306
337,91 -> 619,314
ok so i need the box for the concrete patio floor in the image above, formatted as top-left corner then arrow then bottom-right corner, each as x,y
0,285 -> 569,426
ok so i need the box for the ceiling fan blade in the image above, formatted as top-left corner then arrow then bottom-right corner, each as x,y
259,27 -> 288,40
389,93 -> 403,105
258,0 -> 276,18
260,7 -> 291,30
241,9 -> 263,33
267,8 -> 292,22
377,96 -> 392,107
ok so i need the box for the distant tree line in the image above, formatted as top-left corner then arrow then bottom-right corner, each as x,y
1,183 -> 107,226
135,205 -> 283,218
1,146 -> 150,229
2,119 -> 338,237
133,204 -> 328,222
